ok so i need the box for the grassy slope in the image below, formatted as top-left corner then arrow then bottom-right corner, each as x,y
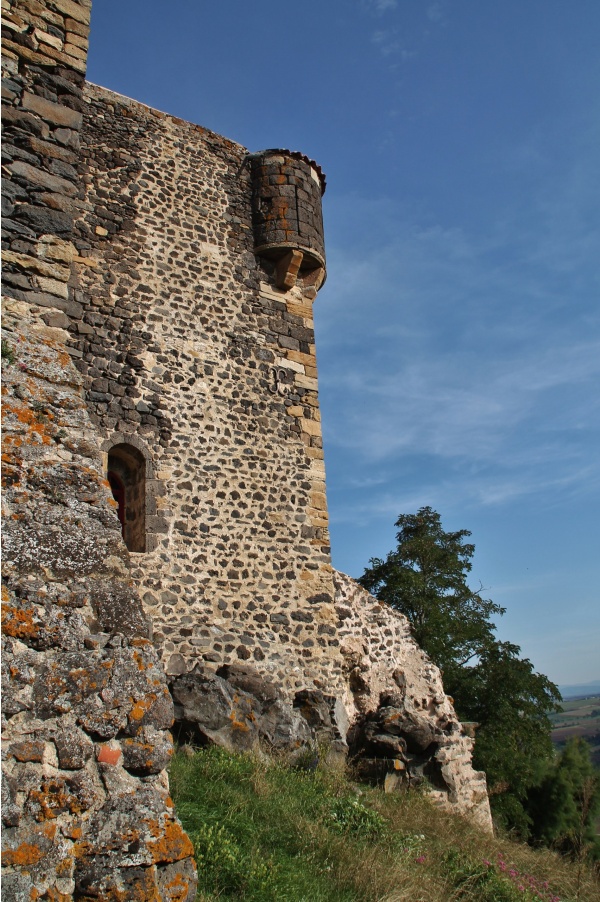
169,747 -> 599,902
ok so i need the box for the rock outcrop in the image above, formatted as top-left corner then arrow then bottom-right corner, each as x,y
170,662 -> 348,764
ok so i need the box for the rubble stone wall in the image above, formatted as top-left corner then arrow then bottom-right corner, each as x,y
1,302 -> 197,900
249,149 -> 326,269
2,0 -> 93,323
2,1 -> 197,896
69,83 -> 342,695
333,572 -> 493,831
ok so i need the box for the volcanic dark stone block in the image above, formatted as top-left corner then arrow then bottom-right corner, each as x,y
14,203 -> 73,235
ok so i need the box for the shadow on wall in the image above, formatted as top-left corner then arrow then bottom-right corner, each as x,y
107,442 -> 146,552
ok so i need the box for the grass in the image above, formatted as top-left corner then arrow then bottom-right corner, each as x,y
169,746 -> 600,902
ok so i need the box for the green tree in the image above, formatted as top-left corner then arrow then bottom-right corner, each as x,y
528,738 -> 600,861
358,508 -> 504,684
451,640 -> 560,835
359,507 -> 561,836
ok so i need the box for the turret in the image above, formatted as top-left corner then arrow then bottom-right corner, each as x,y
249,149 -> 326,297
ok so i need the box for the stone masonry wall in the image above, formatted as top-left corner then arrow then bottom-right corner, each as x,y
334,572 -> 493,832
1,301 -> 197,900
2,0 -> 93,324
70,84 -> 342,695
249,149 -> 326,270
2,1 -> 197,896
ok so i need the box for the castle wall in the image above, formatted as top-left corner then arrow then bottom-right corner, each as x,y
1,301 -> 197,900
70,84 -> 342,694
1,2 -> 198,896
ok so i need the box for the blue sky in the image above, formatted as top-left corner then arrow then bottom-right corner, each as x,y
87,1 -> 599,688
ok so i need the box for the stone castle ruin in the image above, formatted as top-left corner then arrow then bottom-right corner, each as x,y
2,1 -> 491,897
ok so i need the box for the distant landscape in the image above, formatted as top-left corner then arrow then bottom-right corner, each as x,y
558,680 -> 600,699
550,691 -> 600,768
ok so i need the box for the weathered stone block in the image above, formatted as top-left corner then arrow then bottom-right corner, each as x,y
22,91 -> 83,129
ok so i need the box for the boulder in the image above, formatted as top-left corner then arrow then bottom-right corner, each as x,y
170,665 -> 349,758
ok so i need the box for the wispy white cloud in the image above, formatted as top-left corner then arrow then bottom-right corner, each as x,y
316,133 -> 600,518
368,0 -> 447,58
427,3 -> 445,24
371,29 -> 414,58
365,0 -> 398,13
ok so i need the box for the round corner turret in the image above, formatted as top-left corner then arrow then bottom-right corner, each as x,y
249,149 -> 326,295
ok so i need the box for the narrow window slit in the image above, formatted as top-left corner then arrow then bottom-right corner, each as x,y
107,443 -> 146,552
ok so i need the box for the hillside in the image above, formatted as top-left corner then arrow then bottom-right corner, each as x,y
169,746 -> 600,902
550,696 -> 600,768
558,684 -> 600,700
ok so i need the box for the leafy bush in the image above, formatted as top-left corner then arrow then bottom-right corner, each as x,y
187,822 -> 278,900
327,795 -> 385,838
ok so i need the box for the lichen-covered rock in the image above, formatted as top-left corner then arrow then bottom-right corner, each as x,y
170,662 -> 350,761
1,301 -> 196,900
171,664 -> 313,753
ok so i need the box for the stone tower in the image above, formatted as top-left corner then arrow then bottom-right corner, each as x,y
70,86 -> 343,694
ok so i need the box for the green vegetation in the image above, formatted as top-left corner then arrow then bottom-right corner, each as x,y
528,739 -> 600,860
359,507 -> 562,837
170,745 -> 600,901
1,338 -> 16,363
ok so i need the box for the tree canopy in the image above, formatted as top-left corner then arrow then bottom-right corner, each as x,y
358,508 -> 504,685
528,737 -> 600,860
359,507 -> 562,837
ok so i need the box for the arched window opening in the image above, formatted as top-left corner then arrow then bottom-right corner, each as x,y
107,443 -> 146,552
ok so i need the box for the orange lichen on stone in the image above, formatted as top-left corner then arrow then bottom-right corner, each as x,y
1,840 -> 46,868
161,871 -> 195,901
53,347 -> 72,367
71,660 -> 113,696
2,401 -> 52,443
128,693 -> 157,724
39,887 -> 72,901
229,697 -> 255,733
122,737 -> 165,770
229,714 -> 250,732
1,459 -> 22,488
133,650 -> 147,672
147,818 -> 194,864
10,740 -> 45,763
56,856 -> 74,878
63,824 -> 83,840
1,604 -> 40,640
28,778 -> 85,821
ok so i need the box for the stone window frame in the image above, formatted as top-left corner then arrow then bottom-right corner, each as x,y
101,433 -> 166,554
